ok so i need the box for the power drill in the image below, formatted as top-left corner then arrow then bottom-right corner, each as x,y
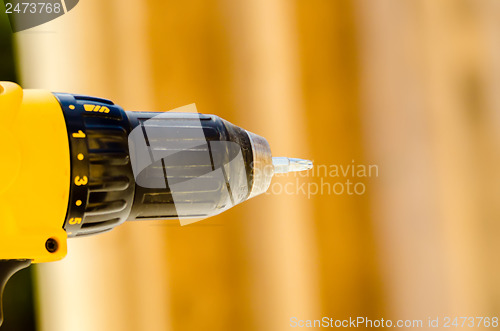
0,81 -> 312,325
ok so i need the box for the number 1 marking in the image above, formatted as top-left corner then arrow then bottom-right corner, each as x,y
72,130 -> 86,138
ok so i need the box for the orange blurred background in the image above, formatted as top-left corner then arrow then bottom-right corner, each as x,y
4,0 -> 500,330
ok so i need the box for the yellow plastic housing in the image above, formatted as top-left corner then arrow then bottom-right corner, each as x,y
0,82 -> 69,263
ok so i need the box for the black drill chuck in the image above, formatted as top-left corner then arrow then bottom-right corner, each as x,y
56,93 -> 258,236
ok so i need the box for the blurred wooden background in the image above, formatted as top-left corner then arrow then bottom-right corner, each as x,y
11,0 -> 500,330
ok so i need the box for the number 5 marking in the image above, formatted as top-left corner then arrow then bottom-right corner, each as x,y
74,176 -> 88,186
69,218 -> 82,225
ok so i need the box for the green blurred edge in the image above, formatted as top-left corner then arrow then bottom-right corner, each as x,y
0,3 -> 36,331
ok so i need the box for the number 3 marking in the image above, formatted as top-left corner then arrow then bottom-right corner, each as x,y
74,176 -> 88,186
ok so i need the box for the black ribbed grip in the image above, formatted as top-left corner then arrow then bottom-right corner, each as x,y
55,93 -> 135,237
56,94 -> 256,234
125,112 -> 254,221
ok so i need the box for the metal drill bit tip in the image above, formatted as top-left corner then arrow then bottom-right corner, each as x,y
272,157 -> 313,174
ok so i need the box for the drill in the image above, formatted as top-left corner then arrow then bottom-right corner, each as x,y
0,81 -> 312,325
